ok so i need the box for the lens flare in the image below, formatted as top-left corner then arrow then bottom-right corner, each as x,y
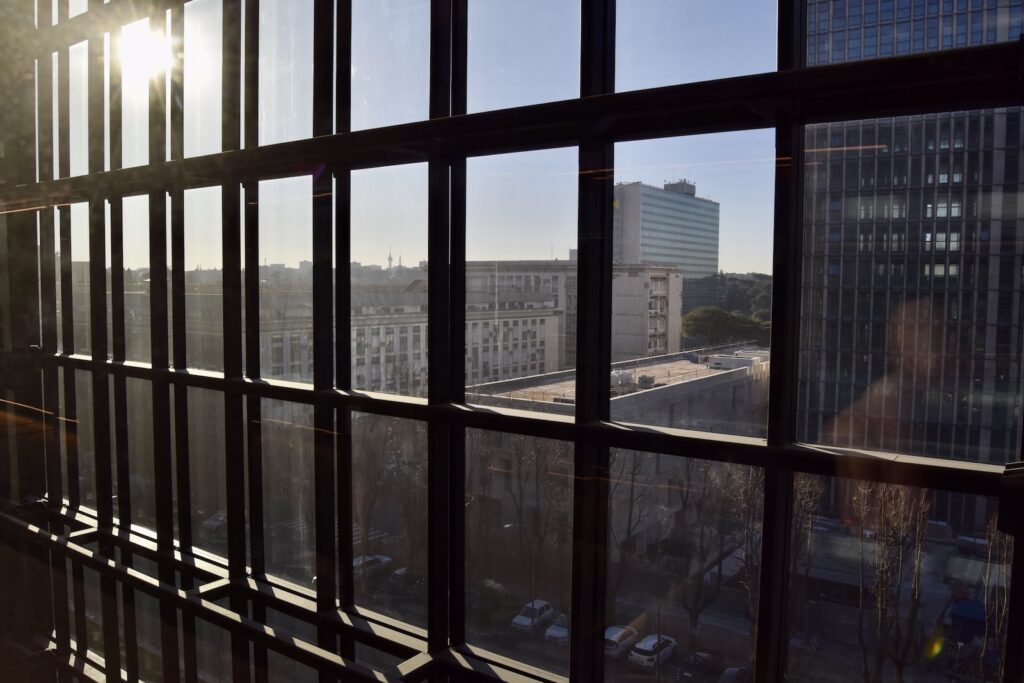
924,635 -> 945,660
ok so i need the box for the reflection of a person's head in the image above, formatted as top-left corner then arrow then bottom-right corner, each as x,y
888,296 -> 938,377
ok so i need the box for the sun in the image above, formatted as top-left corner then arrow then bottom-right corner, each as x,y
120,21 -> 173,83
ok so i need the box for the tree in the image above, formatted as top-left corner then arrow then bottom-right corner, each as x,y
980,517 -> 1011,681
728,466 -> 765,666
852,482 -> 930,683
682,306 -> 737,345
606,450 -> 654,620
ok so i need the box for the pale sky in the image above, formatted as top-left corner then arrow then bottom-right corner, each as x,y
71,0 -> 776,274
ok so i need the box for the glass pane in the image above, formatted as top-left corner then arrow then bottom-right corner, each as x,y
798,110 -> 1024,465
258,0 -> 313,145
188,387 -> 227,555
465,148 -> 578,413
184,186 -> 223,372
787,474 -> 1012,683
351,412 -> 427,627
611,132 -> 775,439
194,617 -> 232,681
604,451 -> 762,681
350,163 -> 428,397
351,0 -> 429,131
467,0 -> 579,113
262,399 -> 314,586
123,195 -> 150,363
805,0 -> 1021,66
120,18 -> 152,168
617,0 -> 777,92
135,592 -> 164,681
258,176 -> 313,383
465,429 -> 573,675
125,377 -> 156,530
70,203 -> 90,355
184,0 -> 223,157
68,41 -> 88,176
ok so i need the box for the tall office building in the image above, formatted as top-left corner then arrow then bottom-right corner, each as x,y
613,181 -> 720,313
799,2 -> 1024,481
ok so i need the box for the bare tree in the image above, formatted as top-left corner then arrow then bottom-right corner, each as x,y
853,482 -> 930,683
728,465 -> 764,665
980,516 -> 1011,682
606,450 -> 653,620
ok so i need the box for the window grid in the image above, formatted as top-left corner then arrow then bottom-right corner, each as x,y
0,0 -> 1021,682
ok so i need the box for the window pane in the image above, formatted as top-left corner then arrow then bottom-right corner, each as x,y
120,18 -> 151,168
184,0 -> 223,157
68,41 -> 88,176
787,475 -> 1012,682
188,387 -> 227,555
465,429 -> 573,675
124,378 -> 156,531
351,0 -> 429,131
73,370 -> 96,508
465,148 -> 578,412
611,132 -> 775,438
258,0 -> 313,145
617,0 -> 777,92
798,111 -> 1024,465
184,186 -> 223,371
605,451 -> 762,681
262,399 -> 315,585
258,177 -> 312,382
351,412 -> 427,627
123,195 -> 150,363
467,0 -> 579,113
70,202 -> 90,355
351,163 -> 428,396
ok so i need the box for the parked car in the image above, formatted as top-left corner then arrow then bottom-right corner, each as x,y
386,567 -> 426,596
604,625 -> 639,659
353,555 -> 392,580
544,613 -> 569,645
510,599 -> 556,633
628,634 -> 677,669
717,667 -> 751,683
677,651 -> 724,681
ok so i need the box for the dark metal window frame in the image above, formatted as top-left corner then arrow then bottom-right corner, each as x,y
0,0 -> 1022,681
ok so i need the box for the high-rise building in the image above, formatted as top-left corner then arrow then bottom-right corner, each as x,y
799,4 -> 1024,480
613,180 -> 720,284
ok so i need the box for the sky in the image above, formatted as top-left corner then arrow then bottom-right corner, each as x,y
68,0 -> 777,274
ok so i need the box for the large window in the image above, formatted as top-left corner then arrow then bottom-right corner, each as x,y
0,1 -> 1021,682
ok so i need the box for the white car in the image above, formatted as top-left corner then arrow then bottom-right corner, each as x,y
544,613 -> 569,645
628,633 -> 677,669
603,625 -> 639,659
510,599 -> 555,633
352,555 -> 392,580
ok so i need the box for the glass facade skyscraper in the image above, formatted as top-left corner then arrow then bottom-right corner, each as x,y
799,1 -> 1024,473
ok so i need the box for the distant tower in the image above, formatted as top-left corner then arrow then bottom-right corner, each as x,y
387,246 -> 393,270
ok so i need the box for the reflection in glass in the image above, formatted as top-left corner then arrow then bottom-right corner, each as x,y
194,617 -> 232,681
135,591 -> 164,680
70,202 -> 90,355
351,413 -> 427,626
351,0 -> 429,131
350,164 -> 428,397
798,111 -> 1024,465
184,186 -> 223,371
188,388 -> 227,554
262,399 -> 314,585
258,177 -> 313,382
617,0 -> 776,93
258,0 -> 313,145
125,378 -> 156,530
73,372 -> 97,509
465,429 -> 573,675
467,0 -> 579,113
184,0 -> 223,157
604,451 -> 761,681
120,18 -> 151,168
465,148 -> 578,413
123,195 -> 150,363
69,41 -> 88,176
787,474 -> 1011,683
611,133 -> 775,438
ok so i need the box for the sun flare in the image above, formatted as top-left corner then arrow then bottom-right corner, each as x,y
120,23 -> 173,82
